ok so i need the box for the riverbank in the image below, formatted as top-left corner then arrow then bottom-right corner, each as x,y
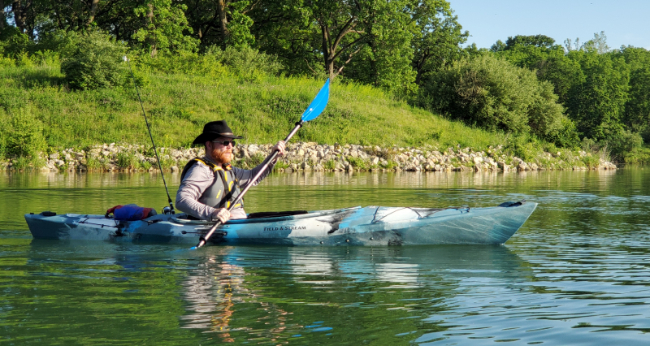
0,142 -> 616,173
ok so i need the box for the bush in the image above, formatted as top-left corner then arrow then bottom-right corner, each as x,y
0,28 -> 31,58
60,30 -> 128,90
606,130 -> 643,161
419,54 -> 569,144
3,108 -> 47,160
116,152 -> 139,169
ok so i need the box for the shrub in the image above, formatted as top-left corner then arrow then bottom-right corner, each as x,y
4,108 -> 47,160
60,30 -> 128,90
606,130 -> 643,161
0,28 -> 31,58
324,160 -> 337,170
0,56 -> 14,67
347,157 -> 368,170
116,152 -> 139,169
419,54 -> 569,143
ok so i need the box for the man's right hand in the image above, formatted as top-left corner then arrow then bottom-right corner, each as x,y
211,208 -> 231,223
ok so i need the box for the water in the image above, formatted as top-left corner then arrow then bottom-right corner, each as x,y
1,169 -> 649,344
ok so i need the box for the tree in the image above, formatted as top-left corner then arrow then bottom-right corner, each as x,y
504,35 -> 556,50
131,0 -> 198,55
8,0 -> 35,38
618,47 -> 650,142
565,51 -> 630,141
1,0 -> 7,31
419,54 -> 570,142
411,0 -> 468,85
182,0 -> 255,49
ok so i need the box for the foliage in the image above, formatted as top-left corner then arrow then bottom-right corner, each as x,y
411,0 -> 468,83
60,30 -> 128,90
135,45 -> 281,82
132,0 -> 199,54
0,28 -> 31,57
116,152 -> 140,170
419,54 -> 571,144
619,47 -> 650,143
605,130 -> 643,160
182,0 -> 255,48
347,156 -> 368,170
2,108 -> 47,160
565,50 -> 630,142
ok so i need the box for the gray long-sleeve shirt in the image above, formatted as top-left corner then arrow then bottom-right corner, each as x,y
175,156 -> 275,220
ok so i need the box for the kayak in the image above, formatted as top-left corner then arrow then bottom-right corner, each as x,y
24,201 -> 536,246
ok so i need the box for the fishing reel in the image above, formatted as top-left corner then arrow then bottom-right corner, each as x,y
163,206 -> 175,215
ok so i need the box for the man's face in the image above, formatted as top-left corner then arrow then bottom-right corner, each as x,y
206,137 -> 235,165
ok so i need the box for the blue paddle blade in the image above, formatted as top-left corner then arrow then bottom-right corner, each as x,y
301,79 -> 330,122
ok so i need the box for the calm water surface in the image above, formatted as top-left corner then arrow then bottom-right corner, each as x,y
1,169 -> 649,345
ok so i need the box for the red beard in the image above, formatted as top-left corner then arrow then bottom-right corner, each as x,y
211,147 -> 233,165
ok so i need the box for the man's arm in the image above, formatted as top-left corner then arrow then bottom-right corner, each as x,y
233,141 -> 285,187
175,163 -> 217,220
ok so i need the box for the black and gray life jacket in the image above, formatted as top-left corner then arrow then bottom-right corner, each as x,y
180,158 -> 244,210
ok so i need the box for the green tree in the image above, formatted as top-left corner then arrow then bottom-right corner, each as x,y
619,47 -> 650,142
131,0 -> 198,55
420,54 -> 571,142
181,0 -> 255,49
411,0 -> 468,85
491,34 -> 557,52
339,0 -> 418,96
565,50 -> 630,141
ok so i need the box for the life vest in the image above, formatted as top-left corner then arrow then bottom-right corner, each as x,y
180,157 -> 244,210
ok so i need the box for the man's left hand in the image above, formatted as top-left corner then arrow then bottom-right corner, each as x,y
273,140 -> 286,156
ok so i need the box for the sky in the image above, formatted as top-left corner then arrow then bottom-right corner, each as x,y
448,0 -> 650,50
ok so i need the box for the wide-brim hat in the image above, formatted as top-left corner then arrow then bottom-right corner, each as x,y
192,120 -> 243,146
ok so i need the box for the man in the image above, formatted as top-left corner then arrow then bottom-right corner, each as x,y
175,120 -> 285,223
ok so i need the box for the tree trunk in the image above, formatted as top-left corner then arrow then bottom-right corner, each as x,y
320,22 -> 335,81
216,0 -> 229,45
147,3 -> 157,57
0,0 -> 6,30
318,16 -> 363,81
86,0 -> 100,26
11,0 -> 29,34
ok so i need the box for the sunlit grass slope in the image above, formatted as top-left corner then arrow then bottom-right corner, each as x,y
1,64 -> 510,152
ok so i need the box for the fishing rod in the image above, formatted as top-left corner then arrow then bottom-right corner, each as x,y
124,56 -> 175,214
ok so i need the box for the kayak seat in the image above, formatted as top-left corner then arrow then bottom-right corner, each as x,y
247,210 -> 309,219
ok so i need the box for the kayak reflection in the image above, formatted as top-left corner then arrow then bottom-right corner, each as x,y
179,245 -> 530,341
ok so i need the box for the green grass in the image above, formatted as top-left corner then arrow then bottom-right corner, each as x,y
1,61 -> 552,161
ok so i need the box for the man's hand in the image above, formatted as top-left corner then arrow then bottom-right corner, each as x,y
211,208 -> 230,223
273,140 -> 286,156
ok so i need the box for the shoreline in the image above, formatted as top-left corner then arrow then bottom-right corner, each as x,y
0,142 -> 617,173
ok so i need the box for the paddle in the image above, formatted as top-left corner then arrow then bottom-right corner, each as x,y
192,79 -> 331,249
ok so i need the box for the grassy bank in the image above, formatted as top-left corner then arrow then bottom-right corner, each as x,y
0,61 -> 615,167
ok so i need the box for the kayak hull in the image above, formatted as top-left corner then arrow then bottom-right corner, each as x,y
25,202 -> 537,246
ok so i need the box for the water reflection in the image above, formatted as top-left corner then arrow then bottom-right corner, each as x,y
177,245 -> 529,343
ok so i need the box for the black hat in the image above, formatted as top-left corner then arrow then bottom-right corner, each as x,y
192,120 -> 243,146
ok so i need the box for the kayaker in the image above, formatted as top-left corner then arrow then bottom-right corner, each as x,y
175,120 -> 285,223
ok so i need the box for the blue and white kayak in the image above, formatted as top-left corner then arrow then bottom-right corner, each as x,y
24,201 -> 536,246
